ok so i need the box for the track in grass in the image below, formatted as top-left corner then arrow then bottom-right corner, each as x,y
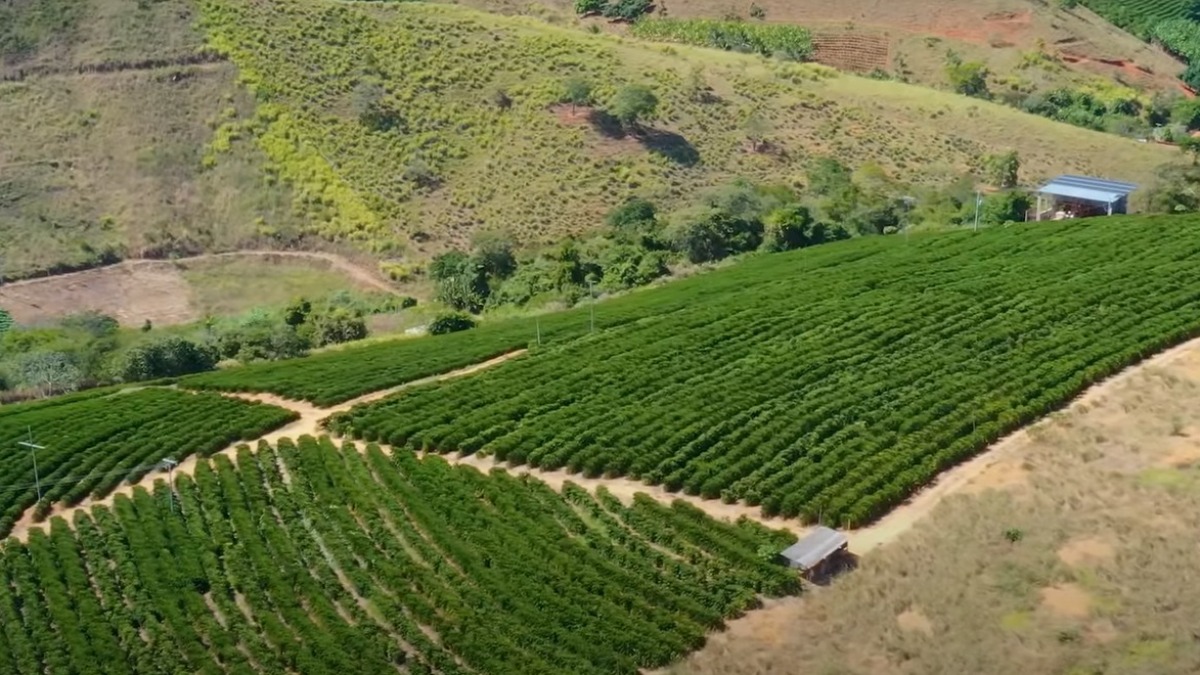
0,436 -> 799,674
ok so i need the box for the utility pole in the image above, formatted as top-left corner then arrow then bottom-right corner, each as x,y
535,316 -> 542,347
18,427 -> 43,503
588,278 -> 596,333
973,191 -> 982,232
162,457 -> 180,514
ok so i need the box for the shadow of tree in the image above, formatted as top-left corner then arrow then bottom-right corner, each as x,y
585,109 -> 701,166
586,109 -> 626,139
639,129 -> 700,166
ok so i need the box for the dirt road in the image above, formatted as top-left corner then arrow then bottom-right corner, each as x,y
12,335 -> 1200,552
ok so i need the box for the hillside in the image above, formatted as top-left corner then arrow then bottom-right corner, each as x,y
0,0 -> 310,280
472,0 -> 1193,92
2,0 -> 1184,281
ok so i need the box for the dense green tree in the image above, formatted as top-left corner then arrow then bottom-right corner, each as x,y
574,0 -> 604,14
606,198 -> 657,230
1147,164 -> 1200,213
983,151 -> 1020,188
429,251 -> 471,281
945,56 -> 990,99
119,337 -> 219,381
428,312 -> 477,335
308,308 -> 368,347
1182,136 -> 1200,166
761,204 -> 820,252
1173,98 -> 1200,130
283,298 -> 312,327
471,231 -> 517,280
610,84 -> 658,130
667,207 -> 763,263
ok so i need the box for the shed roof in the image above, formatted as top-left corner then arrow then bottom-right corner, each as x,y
1037,175 -> 1137,204
780,526 -> 848,569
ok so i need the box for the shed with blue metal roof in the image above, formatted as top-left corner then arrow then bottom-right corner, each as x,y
1035,175 -> 1138,220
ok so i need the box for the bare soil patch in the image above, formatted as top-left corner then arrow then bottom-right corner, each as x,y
896,607 -> 934,636
1057,536 -> 1115,568
1039,583 -> 1092,619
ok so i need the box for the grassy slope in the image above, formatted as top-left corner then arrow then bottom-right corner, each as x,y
0,0 -> 307,279
199,0 -> 1179,260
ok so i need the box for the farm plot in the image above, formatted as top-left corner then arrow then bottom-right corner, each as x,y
0,436 -> 798,674
0,389 -> 296,537
330,214 -> 1200,527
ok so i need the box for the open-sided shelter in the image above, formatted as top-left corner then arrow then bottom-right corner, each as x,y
779,526 -> 849,578
1035,175 -> 1137,220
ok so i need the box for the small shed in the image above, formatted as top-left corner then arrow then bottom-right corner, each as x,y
1035,175 -> 1137,220
779,526 -> 849,578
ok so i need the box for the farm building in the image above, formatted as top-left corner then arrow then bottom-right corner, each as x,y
1035,175 -> 1137,220
779,526 -> 850,579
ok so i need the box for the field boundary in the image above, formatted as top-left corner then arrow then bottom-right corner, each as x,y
11,333 -> 1200,552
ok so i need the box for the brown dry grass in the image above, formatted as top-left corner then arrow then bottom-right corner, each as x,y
671,352 -> 1200,675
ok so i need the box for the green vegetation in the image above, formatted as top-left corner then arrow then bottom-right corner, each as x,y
0,436 -> 798,673
0,388 -> 295,535
0,0 -> 85,61
630,19 -> 814,61
310,214 -> 1200,527
1078,0 -> 1200,90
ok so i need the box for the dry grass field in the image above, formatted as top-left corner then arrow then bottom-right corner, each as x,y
669,343 -> 1200,675
0,252 -> 396,327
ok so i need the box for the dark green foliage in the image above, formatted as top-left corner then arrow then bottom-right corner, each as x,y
983,151 -> 1021,189
328,214 -> 1200,526
0,309 -> 12,335
600,0 -> 650,21
119,337 -> 219,382
667,208 -> 763,263
630,18 -> 814,60
945,57 -> 990,99
1184,61 -> 1200,91
574,0 -> 605,14
308,308 -> 368,347
1020,88 -> 1144,133
606,198 -> 657,230
0,389 -> 295,536
1146,164 -> 1200,212
428,312 -> 477,335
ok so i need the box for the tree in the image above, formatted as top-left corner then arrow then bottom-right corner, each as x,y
606,198 -> 657,230
983,151 -> 1020,188
1180,135 -> 1200,165
1146,164 -> 1200,213
744,109 -> 772,152
1173,97 -> 1200,131
118,337 -> 218,382
945,57 -> 990,99
602,0 -> 651,20
1184,62 -> 1200,93
428,312 -> 476,335
610,84 -> 658,130
429,251 -> 471,281
308,308 -> 368,347
16,352 -> 81,398
283,298 -> 312,327
807,156 -> 854,196
761,204 -> 819,252
667,206 -> 763,263
352,80 -> 401,132
562,77 -> 593,113
59,311 -> 118,338
574,0 -> 604,15
471,231 -> 517,280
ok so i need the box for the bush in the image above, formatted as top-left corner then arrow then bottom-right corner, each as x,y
428,313 -> 477,335
631,19 -> 813,61
120,338 -> 219,382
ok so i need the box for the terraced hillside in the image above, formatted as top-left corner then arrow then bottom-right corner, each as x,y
0,436 -> 797,674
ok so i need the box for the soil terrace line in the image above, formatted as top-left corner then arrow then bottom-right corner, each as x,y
10,335 -> 1200,550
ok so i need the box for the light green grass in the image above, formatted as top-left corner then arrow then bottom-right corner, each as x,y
177,257 -> 375,317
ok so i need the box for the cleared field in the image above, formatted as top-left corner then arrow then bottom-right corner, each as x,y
317,214 -> 1200,526
196,0 -> 1178,257
670,336 -> 1200,675
0,436 -> 798,674
0,389 -> 296,537
0,252 -> 396,327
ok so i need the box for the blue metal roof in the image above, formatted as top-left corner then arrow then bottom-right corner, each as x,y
1037,175 -> 1137,204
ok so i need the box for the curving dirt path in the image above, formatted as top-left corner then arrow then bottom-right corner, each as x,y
6,351 -> 525,543
13,335 -> 1200,553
